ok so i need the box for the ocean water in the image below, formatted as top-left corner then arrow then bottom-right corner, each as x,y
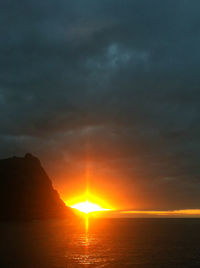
1,218 -> 200,267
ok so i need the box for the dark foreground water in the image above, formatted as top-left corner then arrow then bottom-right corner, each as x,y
1,218 -> 200,267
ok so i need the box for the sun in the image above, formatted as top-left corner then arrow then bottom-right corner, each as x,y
66,192 -> 112,215
70,200 -> 109,214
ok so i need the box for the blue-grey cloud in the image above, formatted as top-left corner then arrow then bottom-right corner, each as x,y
0,0 -> 200,209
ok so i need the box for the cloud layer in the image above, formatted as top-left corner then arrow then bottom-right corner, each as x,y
1,0 -> 200,210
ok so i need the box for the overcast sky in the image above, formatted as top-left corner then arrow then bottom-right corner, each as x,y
1,0 -> 200,210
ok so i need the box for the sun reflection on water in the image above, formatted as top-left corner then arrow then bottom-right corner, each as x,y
65,216 -> 112,267
84,214 -> 89,264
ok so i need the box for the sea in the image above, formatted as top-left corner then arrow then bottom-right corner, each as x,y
1,218 -> 200,267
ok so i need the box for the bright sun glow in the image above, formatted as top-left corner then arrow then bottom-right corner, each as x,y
70,200 -> 109,214
66,192 -> 113,215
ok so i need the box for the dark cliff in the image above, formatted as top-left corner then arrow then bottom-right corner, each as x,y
0,153 -> 73,220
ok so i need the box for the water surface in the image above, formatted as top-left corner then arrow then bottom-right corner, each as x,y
1,218 -> 200,267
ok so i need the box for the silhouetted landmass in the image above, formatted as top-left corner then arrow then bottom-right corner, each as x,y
0,153 -> 74,220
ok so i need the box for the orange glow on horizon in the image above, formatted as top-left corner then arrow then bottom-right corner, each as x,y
121,209 -> 200,217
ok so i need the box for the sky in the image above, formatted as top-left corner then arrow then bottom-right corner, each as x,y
1,0 -> 200,211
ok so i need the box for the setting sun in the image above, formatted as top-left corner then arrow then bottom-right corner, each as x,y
70,200 -> 110,214
66,192 -> 113,215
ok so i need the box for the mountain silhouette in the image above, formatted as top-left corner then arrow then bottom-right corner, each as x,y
0,153 -> 74,220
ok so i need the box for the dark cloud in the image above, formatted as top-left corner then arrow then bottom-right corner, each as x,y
1,0 -> 200,210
